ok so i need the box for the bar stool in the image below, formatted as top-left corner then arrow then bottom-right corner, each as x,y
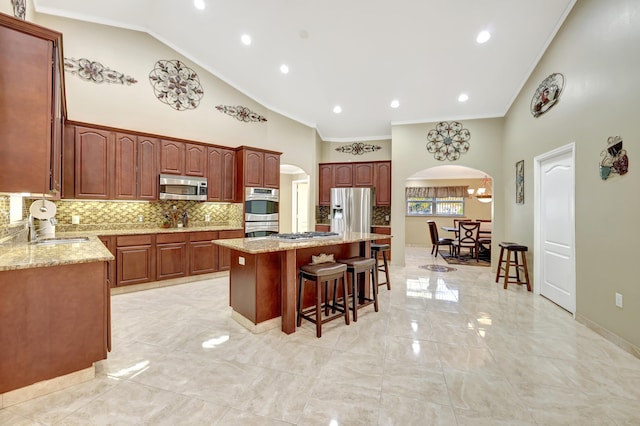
337,257 -> 378,322
297,262 -> 350,338
370,243 -> 391,290
495,242 -> 531,291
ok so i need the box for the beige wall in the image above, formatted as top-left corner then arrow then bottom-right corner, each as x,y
391,118 -> 504,265
320,139 -> 392,163
405,178 -> 492,245
502,0 -> 640,349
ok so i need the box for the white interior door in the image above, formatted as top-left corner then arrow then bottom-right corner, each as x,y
534,143 -> 576,313
293,179 -> 309,233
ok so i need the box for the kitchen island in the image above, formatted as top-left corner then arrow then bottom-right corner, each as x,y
213,232 -> 391,334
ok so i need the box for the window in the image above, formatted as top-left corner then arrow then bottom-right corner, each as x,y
405,186 -> 467,217
407,196 -> 465,216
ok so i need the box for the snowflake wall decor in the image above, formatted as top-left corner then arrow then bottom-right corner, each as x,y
215,105 -> 267,123
64,58 -> 138,85
335,142 -> 382,155
426,121 -> 471,161
149,60 -> 204,110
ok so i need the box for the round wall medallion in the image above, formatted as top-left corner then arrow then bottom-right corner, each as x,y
530,73 -> 564,117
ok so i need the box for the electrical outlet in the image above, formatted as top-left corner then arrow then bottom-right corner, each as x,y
239,256 -> 245,266
385,215 -> 390,221
205,214 -> 211,222
138,215 -> 144,222
615,293 -> 623,308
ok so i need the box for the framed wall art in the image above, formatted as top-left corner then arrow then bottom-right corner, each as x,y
516,160 -> 524,204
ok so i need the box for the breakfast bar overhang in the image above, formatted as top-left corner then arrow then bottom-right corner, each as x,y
213,232 -> 390,334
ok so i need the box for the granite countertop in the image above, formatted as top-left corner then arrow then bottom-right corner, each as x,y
0,236 -> 114,272
213,232 -> 392,255
0,225 -> 244,271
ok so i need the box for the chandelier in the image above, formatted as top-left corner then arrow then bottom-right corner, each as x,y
467,175 -> 492,203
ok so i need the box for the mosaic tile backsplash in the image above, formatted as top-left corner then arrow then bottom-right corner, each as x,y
24,199 -> 243,232
316,205 -> 391,226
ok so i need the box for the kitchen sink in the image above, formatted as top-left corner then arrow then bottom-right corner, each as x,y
34,236 -> 90,245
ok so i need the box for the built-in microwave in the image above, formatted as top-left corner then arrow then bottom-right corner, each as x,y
245,187 -> 279,222
159,174 -> 208,201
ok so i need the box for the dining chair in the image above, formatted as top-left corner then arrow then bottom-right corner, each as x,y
427,221 -> 454,257
452,221 -> 481,261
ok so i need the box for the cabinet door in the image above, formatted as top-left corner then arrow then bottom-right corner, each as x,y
333,163 -> 353,187
222,149 -> 236,201
185,143 -> 206,177
75,127 -> 113,199
318,164 -> 333,206
244,150 -> 264,187
137,137 -> 159,200
0,19 -> 57,195
189,241 -> 219,275
207,147 -> 223,201
263,152 -> 280,188
99,236 -> 116,288
117,245 -> 153,286
353,163 -> 374,187
160,140 -> 185,175
114,133 -> 137,200
374,161 -> 392,206
315,224 -> 330,232
156,243 -> 187,280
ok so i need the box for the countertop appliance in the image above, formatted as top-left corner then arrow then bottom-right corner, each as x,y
245,187 -> 279,237
159,174 -> 208,201
330,187 -> 372,234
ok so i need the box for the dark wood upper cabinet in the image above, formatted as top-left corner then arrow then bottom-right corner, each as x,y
333,163 -> 354,187
0,16 -> 65,196
318,164 -> 333,205
185,143 -> 207,177
244,149 -> 264,187
263,152 -> 280,188
74,126 -> 113,199
374,161 -> 392,206
207,147 -> 236,202
160,140 -> 185,175
236,147 -> 281,196
353,163 -> 375,187
137,137 -> 159,200
114,133 -> 137,200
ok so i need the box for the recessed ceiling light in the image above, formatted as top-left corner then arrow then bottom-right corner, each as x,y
280,64 -> 289,74
476,30 -> 491,44
194,0 -> 205,10
458,93 -> 469,102
390,100 -> 400,108
241,34 -> 252,46
333,105 -> 342,114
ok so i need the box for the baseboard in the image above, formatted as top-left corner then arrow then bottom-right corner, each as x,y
576,313 -> 640,360
111,271 -> 229,295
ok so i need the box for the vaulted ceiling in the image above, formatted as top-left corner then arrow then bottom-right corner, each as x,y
35,0 -> 575,141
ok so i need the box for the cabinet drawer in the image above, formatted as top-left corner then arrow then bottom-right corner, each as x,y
116,234 -> 153,246
219,229 -> 244,239
156,233 -> 187,244
189,231 -> 219,242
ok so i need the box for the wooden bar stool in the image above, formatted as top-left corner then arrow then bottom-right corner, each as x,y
337,257 -> 378,322
370,243 -> 391,290
495,242 -> 531,291
297,262 -> 350,337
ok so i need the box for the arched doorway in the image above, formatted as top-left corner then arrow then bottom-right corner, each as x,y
280,164 -> 310,233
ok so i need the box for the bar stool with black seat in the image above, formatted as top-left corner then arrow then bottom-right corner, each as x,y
495,242 -> 531,291
337,257 -> 378,322
297,262 -> 350,338
370,243 -> 391,290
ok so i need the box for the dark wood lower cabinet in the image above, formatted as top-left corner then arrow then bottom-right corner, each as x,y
189,231 -> 219,275
156,234 -> 187,280
218,230 -> 245,271
116,235 -> 155,286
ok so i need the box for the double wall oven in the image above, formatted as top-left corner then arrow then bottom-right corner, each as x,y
245,187 -> 279,237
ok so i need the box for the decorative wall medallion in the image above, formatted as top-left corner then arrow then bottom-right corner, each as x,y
149,60 -> 204,110
215,105 -> 267,123
64,58 -> 138,85
599,136 -> 629,180
335,142 -> 381,155
530,73 -> 565,117
11,0 -> 26,20
426,121 -> 471,161
516,160 -> 524,204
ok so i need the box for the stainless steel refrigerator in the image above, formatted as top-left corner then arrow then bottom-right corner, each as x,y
330,187 -> 372,234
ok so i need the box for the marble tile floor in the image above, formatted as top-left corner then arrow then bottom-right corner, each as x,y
2,245 -> 640,425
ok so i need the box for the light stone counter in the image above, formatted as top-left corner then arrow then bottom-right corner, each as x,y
213,232 -> 392,255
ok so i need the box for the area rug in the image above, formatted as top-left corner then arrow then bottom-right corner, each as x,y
419,264 -> 457,272
438,250 -> 490,267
